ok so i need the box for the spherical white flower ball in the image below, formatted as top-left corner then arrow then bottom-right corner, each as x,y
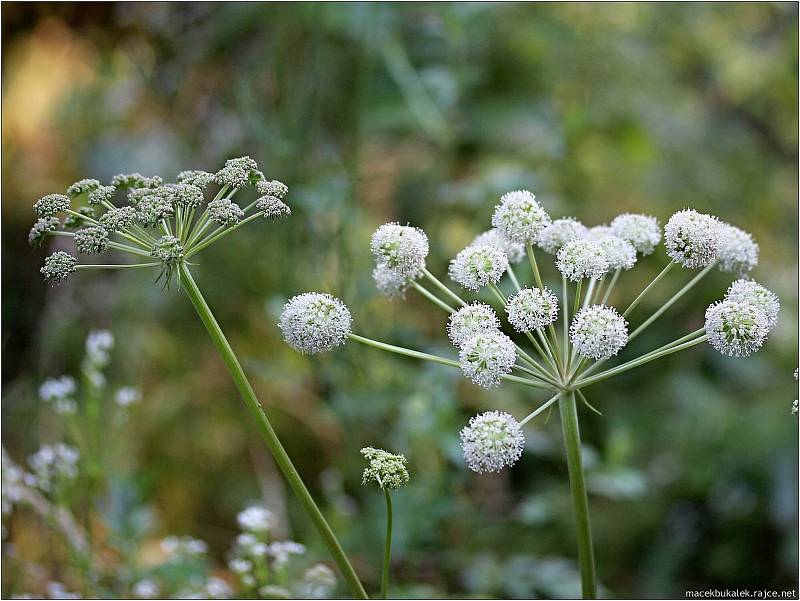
716,223 -> 759,275
448,244 -> 509,291
370,223 -> 429,277
556,239 -> 609,282
372,263 -> 411,299
470,229 -> 525,264
458,330 -> 517,389
584,224 -> 615,242
279,293 -> 352,354
664,209 -> 722,269
491,190 -> 551,244
506,287 -> 559,332
536,218 -> 589,254
705,300 -> 769,357
447,303 -> 501,347
610,213 -> 661,255
597,235 -> 637,271
460,411 -> 524,473
237,505 -> 273,533
570,305 -> 629,360
724,279 -> 779,330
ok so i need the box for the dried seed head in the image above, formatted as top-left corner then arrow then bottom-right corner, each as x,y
448,244 -> 509,291
447,302 -> 501,347
460,411 -> 524,473
360,447 -> 410,490
536,218 -> 588,254
458,330 -> 516,389
570,305 -> 629,360
610,213 -> 661,255
370,223 -> 429,278
99,206 -> 137,232
279,293 -> 352,355
215,156 -> 259,189
41,251 -> 77,283
172,183 -> 205,208
34,194 -> 71,218
74,226 -> 109,254
664,209 -> 722,269
66,178 -> 100,198
256,179 -> 289,199
556,239 -> 609,282
372,263 -> 412,299
506,287 -> 559,332
208,198 -> 244,227
705,300 -> 769,357
29,217 -> 59,247
150,235 -> 184,265
716,223 -> 759,275
724,279 -> 779,330
176,170 -> 214,190
470,229 -> 525,264
491,190 -> 551,244
64,206 -> 95,229
256,195 -> 291,218
597,235 -> 637,271
87,185 -> 115,206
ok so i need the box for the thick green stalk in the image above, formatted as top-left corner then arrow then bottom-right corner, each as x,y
622,261 -> 675,318
380,488 -> 393,599
526,243 -> 545,289
559,392 -> 597,599
600,269 -> 621,305
178,264 -> 367,599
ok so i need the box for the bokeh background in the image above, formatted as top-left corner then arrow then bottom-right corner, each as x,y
2,2 -> 798,598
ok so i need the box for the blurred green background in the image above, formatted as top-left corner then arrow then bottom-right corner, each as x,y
2,2 -> 798,598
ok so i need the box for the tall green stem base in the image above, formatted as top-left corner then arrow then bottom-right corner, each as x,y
559,391 -> 597,599
179,263 -> 368,599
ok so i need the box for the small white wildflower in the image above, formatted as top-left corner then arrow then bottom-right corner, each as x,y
110,173 -> 147,189
86,330 -> 114,366
372,263 -> 412,299
370,223 -> 429,278
724,279 -> 779,330
360,447 -> 410,490
177,170 -> 214,190
236,532 -> 258,549
610,213 -> 661,255
303,564 -> 337,599
255,195 -> 291,218
491,190 -> 551,244
448,244 -> 508,291
570,305 -> 629,360
506,287 -> 559,332
136,191 -> 174,226
2,450 -> 33,515
792,400 -> 798,416
458,330 -> 516,389
205,577 -> 233,599
39,376 -> 76,402
172,183 -> 205,208
132,579 -> 160,599
207,198 -> 244,227
151,235 -> 184,265
34,194 -> 71,217
258,585 -> 291,599
114,386 -> 141,407
67,178 -> 100,198
269,541 -> 306,569
536,218 -> 588,254
716,223 -> 759,275
470,229 -> 525,264
160,535 -> 207,558
256,179 -> 289,199
74,226 -> 109,254
237,505 -> 273,533
28,444 -> 80,492
279,293 -> 352,354
447,302 -> 501,347
28,217 -> 59,247
99,206 -> 137,232
460,411 -> 524,473
556,239 -> 609,282
87,185 -> 115,206
41,251 -> 78,284
215,156 -> 259,189
664,209 -> 722,269
597,235 -> 637,271
705,300 -> 769,357
229,558 -> 253,574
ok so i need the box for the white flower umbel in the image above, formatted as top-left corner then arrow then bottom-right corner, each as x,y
460,411 -> 524,473
214,156 -> 259,189
610,213 -> 661,255
41,251 -> 77,284
597,235 -> 637,271
372,263 -> 412,299
448,243 -> 509,290
458,330 -> 516,388
716,223 -> 759,275
34,193 -> 71,218
29,217 -> 60,247
584,225 -> 615,241
705,300 -> 769,357
536,218 -> 588,254
27,443 -> 79,492
470,229 -> 525,263
506,287 -> 559,332
664,209 -> 722,269
360,447 -> 410,490
724,279 -> 779,330
74,226 -> 109,254
207,198 -> 244,227
279,293 -> 352,354
237,504 -> 274,533
570,305 -> 629,360
491,190 -> 551,244
556,239 -> 609,282
447,302 -> 501,347
370,223 -> 429,278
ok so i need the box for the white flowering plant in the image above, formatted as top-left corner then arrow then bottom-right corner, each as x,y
280,190 -> 779,599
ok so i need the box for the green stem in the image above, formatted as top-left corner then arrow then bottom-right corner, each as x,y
422,268 -> 466,307
507,264 -> 522,292
622,261 -> 675,318
562,276 -> 570,368
380,487 -> 393,600
75,262 -> 160,270
185,212 -> 264,258
520,391 -> 562,426
178,264 -> 367,599
600,269 -> 621,305
559,391 -> 597,599
526,243 -> 544,289
628,263 -> 716,342
573,280 -> 583,321
411,281 -> 455,313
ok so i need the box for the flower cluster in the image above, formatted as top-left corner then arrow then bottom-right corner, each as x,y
460,411 -> 525,473
360,447 -> 410,490
27,443 -> 79,492
278,293 -> 352,355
